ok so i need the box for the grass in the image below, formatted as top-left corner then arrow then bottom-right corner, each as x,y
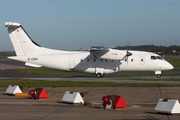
0,78 -> 180,87
8,68 -> 92,77
0,56 -> 7,59
165,57 -> 180,66
8,68 -> 180,77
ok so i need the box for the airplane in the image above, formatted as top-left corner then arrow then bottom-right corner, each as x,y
5,22 -> 173,78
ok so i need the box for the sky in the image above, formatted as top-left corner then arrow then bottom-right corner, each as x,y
0,0 -> 180,51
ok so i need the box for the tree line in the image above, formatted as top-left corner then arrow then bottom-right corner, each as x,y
115,45 -> 180,55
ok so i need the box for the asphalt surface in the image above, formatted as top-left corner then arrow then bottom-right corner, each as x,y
1,87 -> 180,120
0,59 -> 180,120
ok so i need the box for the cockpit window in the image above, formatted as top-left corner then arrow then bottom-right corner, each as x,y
151,56 -> 157,60
151,56 -> 163,60
156,56 -> 163,60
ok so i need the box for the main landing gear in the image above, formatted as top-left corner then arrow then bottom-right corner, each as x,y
96,73 -> 104,78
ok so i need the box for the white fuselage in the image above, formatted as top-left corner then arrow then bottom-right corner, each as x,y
9,49 -> 173,75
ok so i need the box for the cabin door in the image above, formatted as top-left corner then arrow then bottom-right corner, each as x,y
69,57 -> 74,70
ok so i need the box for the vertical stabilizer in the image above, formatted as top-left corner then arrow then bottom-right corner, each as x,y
5,22 -> 41,56
5,22 -> 59,56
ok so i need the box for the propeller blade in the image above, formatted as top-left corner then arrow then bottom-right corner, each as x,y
127,51 -> 132,56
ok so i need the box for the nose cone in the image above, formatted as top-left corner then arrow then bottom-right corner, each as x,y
165,61 -> 174,70
168,63 -> 174,70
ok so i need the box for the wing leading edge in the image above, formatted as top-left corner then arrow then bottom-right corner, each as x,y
90,46 -> 126,60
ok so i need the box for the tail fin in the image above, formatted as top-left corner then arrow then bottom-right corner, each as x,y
5,22 -> 59,56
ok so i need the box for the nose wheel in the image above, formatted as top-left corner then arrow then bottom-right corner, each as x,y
157,74 -> 161,78
155,71 -> 161,78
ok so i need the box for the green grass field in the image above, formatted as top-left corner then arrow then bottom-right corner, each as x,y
165,57 -> 180,66
0,56 -> 7,59
8,67 -> 180,77
0,79 -> 180,87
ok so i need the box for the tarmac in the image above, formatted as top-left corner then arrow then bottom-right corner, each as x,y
1,87 -> 180,120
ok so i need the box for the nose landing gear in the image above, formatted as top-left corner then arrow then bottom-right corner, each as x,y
155,71 -> 161,78
157,74 -> 161,78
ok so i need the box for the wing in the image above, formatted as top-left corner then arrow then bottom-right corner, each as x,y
90,46 -> 109,58
90,46 -> 126,60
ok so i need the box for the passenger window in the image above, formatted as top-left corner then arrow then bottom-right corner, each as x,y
105,59 -> 108,62
141,59 -> 143,62
101,59 -> 103,62
87,59 -> 89,62
131,59 -> 133,62
94,59 -> 96,62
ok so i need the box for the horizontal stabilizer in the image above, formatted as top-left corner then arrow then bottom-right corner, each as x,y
8,56 -> 42,67
5,22 -> 21,27
25,63 -> 42,68
8,56 -> 27,61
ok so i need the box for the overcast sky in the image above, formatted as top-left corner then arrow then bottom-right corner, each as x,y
0,0 -> 180,51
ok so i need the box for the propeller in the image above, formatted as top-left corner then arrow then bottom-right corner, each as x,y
122,42 -> 132,63
122,50 -> 132,62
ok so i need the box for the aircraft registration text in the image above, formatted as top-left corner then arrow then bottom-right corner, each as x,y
27,58 -> 38,61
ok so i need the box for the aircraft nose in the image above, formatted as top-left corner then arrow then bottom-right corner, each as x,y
166,61 -> 174,70
168,63 -> 174,70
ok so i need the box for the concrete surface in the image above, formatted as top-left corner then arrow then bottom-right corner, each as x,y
0,87 -> 180,120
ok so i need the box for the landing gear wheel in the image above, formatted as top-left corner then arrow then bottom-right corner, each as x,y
157,74 -> 161,78
96,73 -> 103,78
